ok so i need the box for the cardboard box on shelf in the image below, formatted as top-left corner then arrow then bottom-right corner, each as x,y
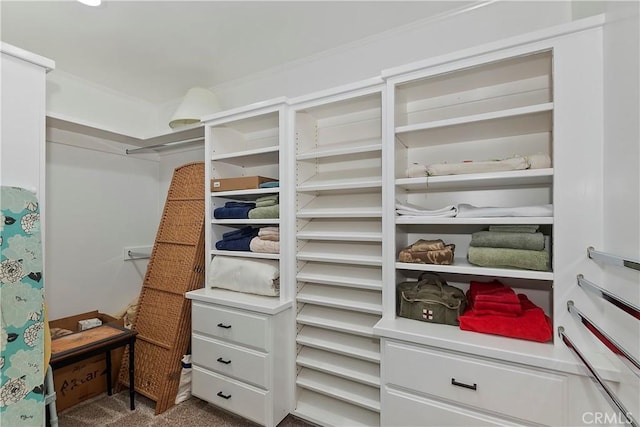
49,310 -> 125,412
211,176 -> 277,192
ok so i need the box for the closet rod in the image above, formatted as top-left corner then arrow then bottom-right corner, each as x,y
577,274 -> 640,320
558,327 -> 638,427
125,137 -> 204,154
567,301 -> 640,377
588,246 -> 640,272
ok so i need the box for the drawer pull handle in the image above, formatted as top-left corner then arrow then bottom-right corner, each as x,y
451,378 -> 477,391
217,323 -> 232,329
216,357 -> 231,365
216,391 -> 231,399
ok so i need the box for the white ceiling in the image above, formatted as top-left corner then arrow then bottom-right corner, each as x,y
1,1 -> 474,104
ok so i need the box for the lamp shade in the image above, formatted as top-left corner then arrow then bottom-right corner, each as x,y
169,87 -> 221,129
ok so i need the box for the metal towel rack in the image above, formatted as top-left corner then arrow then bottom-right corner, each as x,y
577,274 -> 640,320
588,246 -> 640,272
567,301 -> 640,377
558,327 -> 638,427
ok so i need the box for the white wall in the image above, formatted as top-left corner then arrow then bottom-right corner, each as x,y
602,0 -> 640,418
45,128 -> 160,319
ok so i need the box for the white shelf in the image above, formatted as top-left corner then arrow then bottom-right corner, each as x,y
395,168 -> 553,191
210,187 -> 280,200
297,305 -> 380,337
297,263 -> 383,291
395,103 -> 553,148
297,326 -> 381,363
210,250 -> 280,260
395,258 -> 553,281
297,347 -> 380,387
297,139 -> 382,160
212,219 -> 280,225
297,168 -> 382,192
395,216 -> 553,225
211,145 -> 279,166
297,241 -> 382,266
294,389 -> 380,427
296,368 -> 381,413
297,220 -> 382,242
297,284 -> 382,315
297,192 -> 381,218
186,288 -> 291,315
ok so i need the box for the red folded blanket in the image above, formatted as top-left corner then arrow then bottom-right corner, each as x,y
467,280 -> 522,316
459,294 -> 552,343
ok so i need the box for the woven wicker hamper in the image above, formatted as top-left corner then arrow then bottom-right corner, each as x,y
117,162 -> 205,414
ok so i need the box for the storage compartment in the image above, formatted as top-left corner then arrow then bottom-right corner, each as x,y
192,366 -> 269,425
211,176 -> 277,192
384,340 -> 567,425
49,310 -> 124,412
192,335 -> 269,389
192,302 -> 269,351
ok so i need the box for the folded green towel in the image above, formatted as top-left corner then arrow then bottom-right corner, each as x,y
467,246 -> 549,271
255,194 -> 279,208
470,231 -> 545,251
248,204 -> 279,219
488,225 -> 539,233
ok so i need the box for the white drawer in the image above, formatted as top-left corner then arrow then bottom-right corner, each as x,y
383,386 -> 527,427
192,366 -> 269,426
192,334 -> 269,389
384,340 -> 567,426
192,302 -> 269,351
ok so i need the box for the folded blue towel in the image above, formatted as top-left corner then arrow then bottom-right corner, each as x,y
215,235 -> 254,251
214,206 -> 254,219
222,226 -> 258,241
224,201 -> 256,209
259,181 -> 280,188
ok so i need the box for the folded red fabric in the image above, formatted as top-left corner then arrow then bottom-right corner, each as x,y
467,280 -> 522,316
459,294 -> 552,343
472,300 -> 522,317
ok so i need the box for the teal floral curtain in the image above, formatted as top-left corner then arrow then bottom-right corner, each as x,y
0,187 -> 45,426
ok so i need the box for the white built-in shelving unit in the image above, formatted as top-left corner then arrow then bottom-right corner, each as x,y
186,99 -> 294,427
290,79 -> 385,427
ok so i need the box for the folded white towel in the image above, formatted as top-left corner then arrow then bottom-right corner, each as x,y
456,203 -> 553,218
395,201 -> 458,217
406,163 -> 428,178
427,156 -> 529,176
208,256 -> 279,296
526,153 -> 552,169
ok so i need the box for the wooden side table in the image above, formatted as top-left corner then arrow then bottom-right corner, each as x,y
50,323 -> 137,410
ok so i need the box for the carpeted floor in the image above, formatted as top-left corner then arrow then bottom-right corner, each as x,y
55,391 -> 316,427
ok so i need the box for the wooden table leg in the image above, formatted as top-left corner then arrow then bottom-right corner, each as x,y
128,340 -> 135,410
106,350 -> 112,396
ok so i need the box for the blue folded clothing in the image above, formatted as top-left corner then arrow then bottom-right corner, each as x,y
215,235 -> 254,251
222,226 -> 258,241
224,201 -> 256,209
214,206 -> 254,219
259,181 -> 279,188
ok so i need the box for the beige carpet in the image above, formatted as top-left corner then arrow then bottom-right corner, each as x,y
55,391 -> 316,427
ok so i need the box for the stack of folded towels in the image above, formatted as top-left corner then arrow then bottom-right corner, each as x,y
214,201 -> 256,219
467,225 -> 549,271
215,226 -> 258,251
250,226 -> 280,254
458,280 -> 552,342
398,239 -> 455,265
248,194 -> 279,219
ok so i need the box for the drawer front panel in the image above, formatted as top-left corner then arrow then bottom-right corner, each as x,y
192,302 -> 269,351
192,366 -> 269,425
383,387 -> 526,427
385,340 -> 566,426
192,335 -> 269,389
